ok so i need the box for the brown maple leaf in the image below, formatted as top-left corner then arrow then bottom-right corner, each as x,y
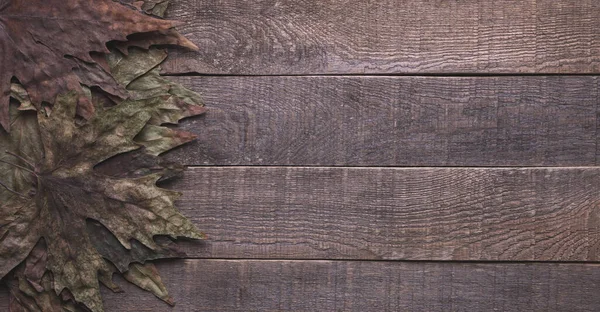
0,0 -> 197,132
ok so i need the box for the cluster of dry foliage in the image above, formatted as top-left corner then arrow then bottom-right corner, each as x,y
0,1 -> 205,311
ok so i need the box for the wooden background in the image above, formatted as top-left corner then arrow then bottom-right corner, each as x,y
3,0 -> 600,311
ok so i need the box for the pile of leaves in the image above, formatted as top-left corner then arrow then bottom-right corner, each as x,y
0,1 -> 205,311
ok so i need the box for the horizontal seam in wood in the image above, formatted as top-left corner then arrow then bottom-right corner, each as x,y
184,165 -> 600,170
163,73 -> 600,78
162,257 -> 600,265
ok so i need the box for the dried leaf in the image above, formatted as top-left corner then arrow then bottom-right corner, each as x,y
2,1 -> 205,310
2,49 -> 205,312
1,92 -> 203,312
139,0 -> 171,16
123,263 -> 174,306
0,0 -> 198,132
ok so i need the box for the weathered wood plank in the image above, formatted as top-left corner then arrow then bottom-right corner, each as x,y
163,0 -> 600,75
5,260 -> 600,311
165,76 -> 599,166
170,167 -> 600,261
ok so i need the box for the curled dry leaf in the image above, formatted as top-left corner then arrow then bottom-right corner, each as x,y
1,5 -> 206,310
0,0 -> 198,132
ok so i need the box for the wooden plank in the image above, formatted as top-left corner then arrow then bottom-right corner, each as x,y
170,167 -> 600,261
163,0 -> 600,75
165,76 -> 599,166
5,260 -> 600,311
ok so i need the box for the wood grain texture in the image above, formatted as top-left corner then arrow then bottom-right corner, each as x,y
170,167 -> 600,261
5,260 -> 600,311
163,0 -> 600,74
165,76 -> 599,166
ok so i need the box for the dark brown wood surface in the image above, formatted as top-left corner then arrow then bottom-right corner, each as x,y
162,0 -> 600,75
164,167 -> 600,261
5,1 -> 600,311
166,76 -> 599,166
4,260 -> 600,311
125,1 -> 600,310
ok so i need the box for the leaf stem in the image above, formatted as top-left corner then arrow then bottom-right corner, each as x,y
0,180 -> 28,199
5,151 -> 35,168
0,159 -> 36,175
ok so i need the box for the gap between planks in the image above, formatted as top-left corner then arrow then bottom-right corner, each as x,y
183,166 -> 600,169
153,257 -> 600,265
161,73 -> 600,77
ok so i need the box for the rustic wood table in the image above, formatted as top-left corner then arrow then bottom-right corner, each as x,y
4,0 -> 600,311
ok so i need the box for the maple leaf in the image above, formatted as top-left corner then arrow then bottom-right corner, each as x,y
0,92 -> 203,311
0,0 -> 197,132
1,45 -> 206,311
1,91 -> 204,312
1,1 -> 206,310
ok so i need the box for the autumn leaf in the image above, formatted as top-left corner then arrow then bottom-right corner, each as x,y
1,88 -> 204,311
0,0 -> 197,132
1,0 -> 206,309
2,39 -> 205,312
